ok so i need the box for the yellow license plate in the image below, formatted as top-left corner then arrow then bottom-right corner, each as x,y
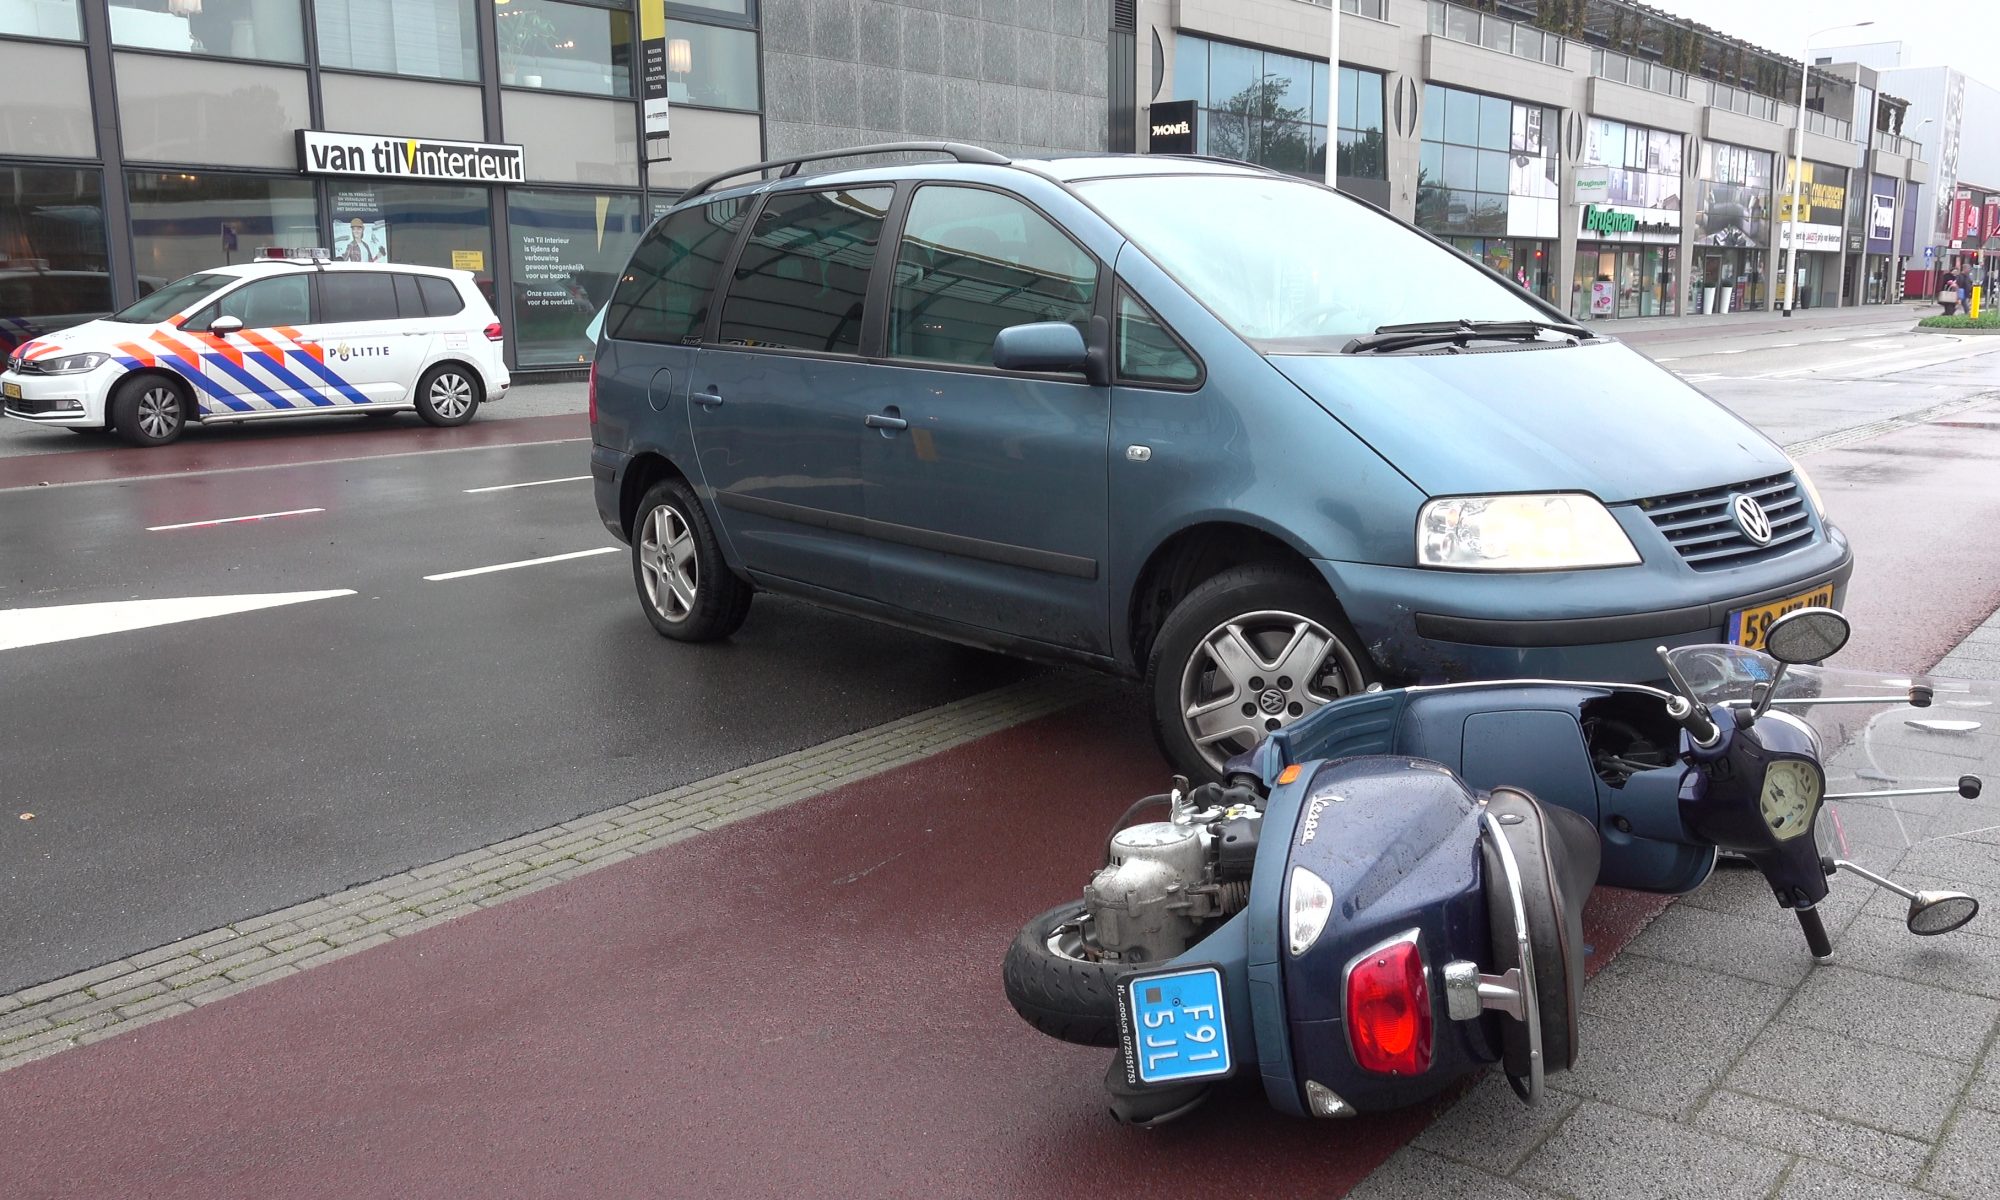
1729,585 -> 1837,651
2,381 -> 19,400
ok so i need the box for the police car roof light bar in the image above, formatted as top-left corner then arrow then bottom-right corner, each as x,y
255,247 -> 332,264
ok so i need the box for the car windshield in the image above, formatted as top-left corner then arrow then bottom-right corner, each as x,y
104,272 -> 235,324
1076,174 -> 1548,351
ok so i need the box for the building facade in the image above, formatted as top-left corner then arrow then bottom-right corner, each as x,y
0,0 -> 1113,369
1130,0 -> 1933,321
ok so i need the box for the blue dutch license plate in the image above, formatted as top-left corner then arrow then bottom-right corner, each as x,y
1119,965 -> 1232,1086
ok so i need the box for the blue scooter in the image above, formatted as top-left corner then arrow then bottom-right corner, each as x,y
1002,609 -> 1986,1124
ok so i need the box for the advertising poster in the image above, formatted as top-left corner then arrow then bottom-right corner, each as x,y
332,188 -> 387,263
1695,181 -> 1768,247
640,0 -> 670,146
1870,194 -> 1895,241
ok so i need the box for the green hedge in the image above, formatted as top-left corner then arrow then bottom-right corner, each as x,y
1917,310 -> 2000,329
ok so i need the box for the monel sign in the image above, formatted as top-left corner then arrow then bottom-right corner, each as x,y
297,130 -> 526,184
1147,100 -> 1198,155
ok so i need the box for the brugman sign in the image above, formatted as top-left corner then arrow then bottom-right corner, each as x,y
1579,203 -> 1679,241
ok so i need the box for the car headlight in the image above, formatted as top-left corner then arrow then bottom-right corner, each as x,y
1418,493 -> 1640,570
39,352 -> 110,375
1788,457 -> 1827,520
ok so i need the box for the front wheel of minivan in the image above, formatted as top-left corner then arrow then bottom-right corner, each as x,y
1145,564 -> 1376,782
631,479 -> 752,642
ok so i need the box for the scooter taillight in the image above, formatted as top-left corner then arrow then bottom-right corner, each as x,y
1345,932 -> 1433,1075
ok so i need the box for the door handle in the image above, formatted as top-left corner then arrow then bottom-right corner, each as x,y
865,413 -> 908,431
694,389 -> 724,408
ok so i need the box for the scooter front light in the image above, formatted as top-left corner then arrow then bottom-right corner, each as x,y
1344,930 -> 1433,1076
1288,866 -> 1334,957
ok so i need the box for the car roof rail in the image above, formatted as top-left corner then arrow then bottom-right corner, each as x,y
1148,154 -> 1285,176
681,142 -> 1012,199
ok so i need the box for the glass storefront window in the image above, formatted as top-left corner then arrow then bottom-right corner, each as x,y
0,166 -> 109,356
126,170 -> 319,286
1171,34 -> 1385,183
506,187 -> 644,366
497,0 -> 632,96
1419,82 -> 1557,260
663,20 -> 758,111
325,182 -> 496,306
109,0 -> 302,62
0,0 -> 81,40
318,0 -> 479,82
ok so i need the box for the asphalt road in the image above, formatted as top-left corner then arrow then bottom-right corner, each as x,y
4,310 -> 1999,994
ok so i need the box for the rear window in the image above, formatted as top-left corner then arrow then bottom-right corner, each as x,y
716,187 -> 893,354
417,276 -> 464,316
319,272 -> 400,323
606,197 -> 747,344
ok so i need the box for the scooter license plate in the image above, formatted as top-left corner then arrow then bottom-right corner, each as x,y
1117,965 -> 1233,1086
1728,584 -> 1836,651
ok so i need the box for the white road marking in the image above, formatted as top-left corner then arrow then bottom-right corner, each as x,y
423,547 -> 619,582
0,590 -> 356,652
1653,357 -> 1681,363
146,507 -> 325,532
463,475 -> 592,494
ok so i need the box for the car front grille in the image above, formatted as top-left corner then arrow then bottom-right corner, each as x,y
1639,473 -> 1813,570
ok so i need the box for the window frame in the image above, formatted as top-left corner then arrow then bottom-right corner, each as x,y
184,270 -> 318,331
706,182 -> 899,359
1112,284 -> 1205,392
606,195 -> 748,345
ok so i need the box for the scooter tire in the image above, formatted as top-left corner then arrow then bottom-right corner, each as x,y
1002,903 -> 1126,1048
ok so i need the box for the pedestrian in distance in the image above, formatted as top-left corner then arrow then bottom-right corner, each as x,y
1939,272 -> 1959,316
1959,271 -> 1971,312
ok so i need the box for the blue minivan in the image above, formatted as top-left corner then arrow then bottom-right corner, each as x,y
589,144 -> 1851,780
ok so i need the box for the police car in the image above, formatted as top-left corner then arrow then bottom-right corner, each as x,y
1,249 -> 510,447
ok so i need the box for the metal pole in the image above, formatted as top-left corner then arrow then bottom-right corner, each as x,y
1782,59 -> 1808,315
1325,0 -> 1342,188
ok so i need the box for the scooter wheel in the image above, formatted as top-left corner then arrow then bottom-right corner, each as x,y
1002,904 -> 1126,1048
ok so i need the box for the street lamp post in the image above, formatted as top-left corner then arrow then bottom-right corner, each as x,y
1782,21 -> 1873,316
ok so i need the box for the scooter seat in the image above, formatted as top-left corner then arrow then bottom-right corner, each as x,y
1481,786 -> 1601,1084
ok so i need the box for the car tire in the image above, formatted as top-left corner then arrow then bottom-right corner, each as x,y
109,373 -> 189,447
1146,563 -> 1376,782
631,478 -> 751,642
414,363 -> 481,427
1001,903 -> 1126,1048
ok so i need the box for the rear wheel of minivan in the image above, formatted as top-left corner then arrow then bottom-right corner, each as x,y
631,479 -> 752,642
1146,564 -> 1376,782
415,363 -> 481,427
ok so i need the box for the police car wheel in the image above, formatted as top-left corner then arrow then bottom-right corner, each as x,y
415,364 -> 481,427
110,374 -> 187,447
632,479 -> 751,642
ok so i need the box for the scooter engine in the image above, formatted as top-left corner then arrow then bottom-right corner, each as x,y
1084,783 -> 1260,963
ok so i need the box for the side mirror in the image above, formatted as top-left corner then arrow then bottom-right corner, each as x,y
991,322 -> 1088,374
208,315 -> 244,335
1907,890 -> 1979,936
1762,606 -> 1850,666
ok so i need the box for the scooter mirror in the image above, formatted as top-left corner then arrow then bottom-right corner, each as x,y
1763,607 -> 1851,666
1907,891 -> 1980,936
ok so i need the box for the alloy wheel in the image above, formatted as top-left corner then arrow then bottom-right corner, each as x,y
428,372 -> 474,419
1178,609 -> 1364,774
638,504 -> 698,622
136,386 -> 181,441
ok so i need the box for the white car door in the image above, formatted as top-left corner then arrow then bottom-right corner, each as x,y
306,270 -> 432,405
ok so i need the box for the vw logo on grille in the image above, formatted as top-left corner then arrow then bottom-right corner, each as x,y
1731,493 -> 1774,545
1258,688 -> 1288,715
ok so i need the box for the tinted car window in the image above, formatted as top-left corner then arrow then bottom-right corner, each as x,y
608,197 -> 748,344
203,275 -> 312,328
417,276 -> 465,316
1116,289 -> 1199,385
717,187 -> 892,354
392,273 -> 424,318
319,271 -> 400,323
889,186 -> 1097,366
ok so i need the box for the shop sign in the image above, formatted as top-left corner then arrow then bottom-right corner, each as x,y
1573,170 -> 1610,202
1869,193 -> 1895,241
1148,100 -> 1197,155
1951,191 -> 1979,243
639,0 -> 670,140
1778,223 -> 1844,251
1777,160 -> 1847,226
1579,202 -> 1678,240
297,130 -> 526,184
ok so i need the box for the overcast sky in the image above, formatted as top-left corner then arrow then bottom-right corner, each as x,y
1644,1 -> 1998,79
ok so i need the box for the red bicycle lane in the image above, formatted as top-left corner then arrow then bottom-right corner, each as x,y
0,701 -> 1669,1200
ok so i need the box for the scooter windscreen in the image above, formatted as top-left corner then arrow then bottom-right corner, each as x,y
1666,644 -> 1991,931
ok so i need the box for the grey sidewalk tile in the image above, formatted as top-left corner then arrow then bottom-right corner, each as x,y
11,961 -> 129,1007
1969,1047 -> 2000,1112
1724,1021 -> 1970,1141
1413,1072 -> 1577,1174
1694,1089 -> 1933,1186
1831,914 -> 2000,1001
1899,837 -> 2000,894
1775,1159 -> 1937,1200
1626,904 -> 1815,988
1780,964 -> 2000,1062
1559,956 -> 1788,1118
1514,1101 -> 1788,1200
1921,1107 -> 2000,1200
1680,865 -> 1871,932
1348,1148 -> 1559,1200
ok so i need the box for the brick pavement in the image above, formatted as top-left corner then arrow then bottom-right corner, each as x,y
1353,607 -> 2000,1200
0,672 -> 1110,1072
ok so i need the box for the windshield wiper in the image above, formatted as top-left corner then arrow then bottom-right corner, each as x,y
1341,318 -> 1592,355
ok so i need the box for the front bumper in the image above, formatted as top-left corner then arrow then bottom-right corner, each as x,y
1,367 -> 111,426
1317,526 -> 1855,683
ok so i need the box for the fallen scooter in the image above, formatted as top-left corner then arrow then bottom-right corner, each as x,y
1002,608 -> 1987,1125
